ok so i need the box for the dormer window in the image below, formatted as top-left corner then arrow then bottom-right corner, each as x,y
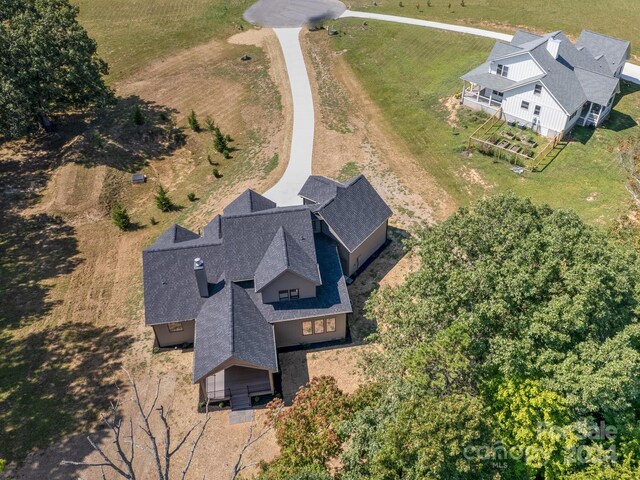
278,288 -> 300,301
496,64 -> 509,77
534,84 -> 542,95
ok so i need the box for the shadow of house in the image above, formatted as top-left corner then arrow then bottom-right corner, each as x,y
0,322 -> 134,468
347,225 -> 410,342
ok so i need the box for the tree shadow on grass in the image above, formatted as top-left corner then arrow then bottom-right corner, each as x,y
0,322 -> 133,468
14,95 -> 184,174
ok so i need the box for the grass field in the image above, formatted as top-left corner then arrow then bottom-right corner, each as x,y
346,0 -> 640,58
328,20 -> 638,224
75,0 -> 253,81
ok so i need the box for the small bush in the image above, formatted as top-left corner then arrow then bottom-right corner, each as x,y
204,115 -> 216,132
460,0 -> 465,6
155,186 -> 174,212
111,203 -> 131,231
188,110 -> 200,132
150,216 -> 158,225
427,0 -> 431,5
253,396 -> 260,403
218,402 -> 225,408
198,401 -> 206,409
152,346 -> 160,354
222,149 -> 231,159
187,192 -> 197,202
399,1 -> 403,6
131,104 -> 145,125
213,168 -> 221,178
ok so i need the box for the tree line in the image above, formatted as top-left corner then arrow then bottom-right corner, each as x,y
254,194 -> 640,480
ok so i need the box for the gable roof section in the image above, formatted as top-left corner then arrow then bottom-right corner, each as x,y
314,175 -> 393,252
143,240 -> 224,325
245,234 -> 352,323
298,176 -> 342,205
222,206 -> 317,281
511,30 -> 543,46
254,226 -> 321,291
192,282 -> 278,382
573,68 -> 620,105
577,30 -> 630,74
223,189 -> 276,216
150,224 -> 200,249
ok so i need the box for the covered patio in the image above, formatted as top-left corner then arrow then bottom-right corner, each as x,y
206,365 -> 273,401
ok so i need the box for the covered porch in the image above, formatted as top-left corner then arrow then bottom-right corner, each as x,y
577,100 -> 612,127
461,80 -> 504,113
205,365 -> 273,402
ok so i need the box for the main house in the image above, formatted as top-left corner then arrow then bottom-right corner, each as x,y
460,29 -> 630,137
142,175 -> 392,409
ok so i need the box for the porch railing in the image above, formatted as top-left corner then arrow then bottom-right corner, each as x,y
207,382 -> 273,400
463,90 -> 503,108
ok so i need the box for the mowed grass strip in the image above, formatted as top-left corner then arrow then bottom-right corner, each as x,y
75,0 -> 253,81
329,20 -> 637,224
346,0 -> 640,57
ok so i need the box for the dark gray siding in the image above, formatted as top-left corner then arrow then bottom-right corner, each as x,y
344,220 -> 387,276
273,313 -> 347,347
154,320 -> 195,347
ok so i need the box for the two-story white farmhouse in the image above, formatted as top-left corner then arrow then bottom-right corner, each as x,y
461,30 -> 630,137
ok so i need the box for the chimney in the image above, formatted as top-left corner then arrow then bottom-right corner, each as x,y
546,37 -> 561,59
194,258 -> 209,297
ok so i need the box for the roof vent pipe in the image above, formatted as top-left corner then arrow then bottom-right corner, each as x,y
194,258 -> 209,297
546,38 -> 561,59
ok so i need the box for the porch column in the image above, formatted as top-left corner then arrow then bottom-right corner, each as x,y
476,85 -> 480,101
489,90 -> 494,106
461,81 -> 466,104
583,102 -> 593,126
268,370 -> 275,394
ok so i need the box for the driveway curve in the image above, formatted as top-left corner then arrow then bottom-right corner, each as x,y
263,28 -> 314,206
245,0 -> 346,28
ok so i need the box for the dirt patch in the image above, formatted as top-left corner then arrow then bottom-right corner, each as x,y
442,95 -> 462,127
456,164 -> 493,196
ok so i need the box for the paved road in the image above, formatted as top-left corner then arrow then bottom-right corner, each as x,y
341,10 -> 640,85
245,0 -> 345,28
263,28 -> 314,206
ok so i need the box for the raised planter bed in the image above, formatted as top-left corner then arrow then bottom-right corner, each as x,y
502,131 -> 516,140
497,140 -> 511,149
510,144 -> 522,153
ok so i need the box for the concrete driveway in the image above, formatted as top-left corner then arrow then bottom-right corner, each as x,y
245,0 -> 346,28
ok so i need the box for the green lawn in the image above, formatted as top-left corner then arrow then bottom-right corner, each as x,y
75,0 -> 253,81
329,20 -> 638,224
346,0 -> 640,57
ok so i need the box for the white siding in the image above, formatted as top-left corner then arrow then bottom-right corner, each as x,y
502,83 -> 568,136
490,53 -> 544,82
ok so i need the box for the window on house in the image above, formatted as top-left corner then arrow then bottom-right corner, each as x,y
279,290 -> 289,301
314,319 -> 325,334
534,105 -> 541,115
496,64 -> 509,77
289,288 -> 300,300
167,322 -> 184,333
492,90 -> 503,96
326,318 -> 336,333
534,84 -> 542,95
521,101 -> 530,110
302,321 -> 313,336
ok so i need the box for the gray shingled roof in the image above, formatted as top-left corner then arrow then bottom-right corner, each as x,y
192,282 -> 278,382
298,176 -> 342,205
254,226 -> 321,291
222,206 -> 317,281
223,189 -> 276,216
143,239 -> 224,326
462,28 -> 628,114
577,30 -> 630,74
247,234 -> 352,323
301,175 -> 393,252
